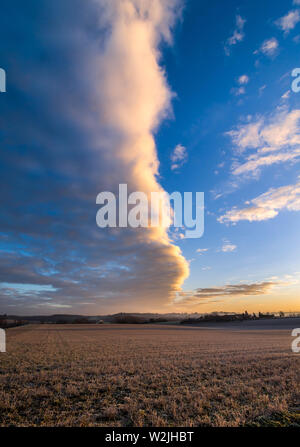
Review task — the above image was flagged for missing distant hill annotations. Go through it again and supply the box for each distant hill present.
[1,311,299,325]
[1,312,201,324]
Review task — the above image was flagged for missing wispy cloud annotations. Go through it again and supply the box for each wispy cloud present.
[231,86,246,96]
[221,241,237,252]
[233,150,300,176]
[225,15,246,55]
[196,248,209,254]
[176,281,280,304]
[275,9,300,34]
[219,178,300,223]
[227,108,300,176]
[171,144,188,171]
[281,90,291,100]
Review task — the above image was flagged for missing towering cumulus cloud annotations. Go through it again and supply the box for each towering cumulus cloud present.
[92,0,189,308]
[0,0,188,313]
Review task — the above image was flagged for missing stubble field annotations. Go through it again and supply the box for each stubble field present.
[0,324,299,427]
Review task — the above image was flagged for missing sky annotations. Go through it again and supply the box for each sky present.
[0,0,299,315]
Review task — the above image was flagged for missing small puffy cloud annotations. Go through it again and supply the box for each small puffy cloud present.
[231,86,246,96]
[196,248,209,254]
[219,178,300,223]
[225,15,246,55]
[293,34,300,43]
[275,10,300,34]
[221,241,237,252]
[171,144,188,171]
[227,108,300,176]
[238,74,249,85]
[255,37,279,57]
[231,75,249,96]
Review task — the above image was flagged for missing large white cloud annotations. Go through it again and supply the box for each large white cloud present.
[0,0,189,314]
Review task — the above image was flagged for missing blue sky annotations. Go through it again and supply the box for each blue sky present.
[156,0,300,312]
[0,0,299,314]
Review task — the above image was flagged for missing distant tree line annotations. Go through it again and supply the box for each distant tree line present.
[180,311,276,325]
[0,315,28,329]
[112,315,168,324]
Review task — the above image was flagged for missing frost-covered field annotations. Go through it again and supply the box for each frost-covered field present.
[0,324,299,426]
